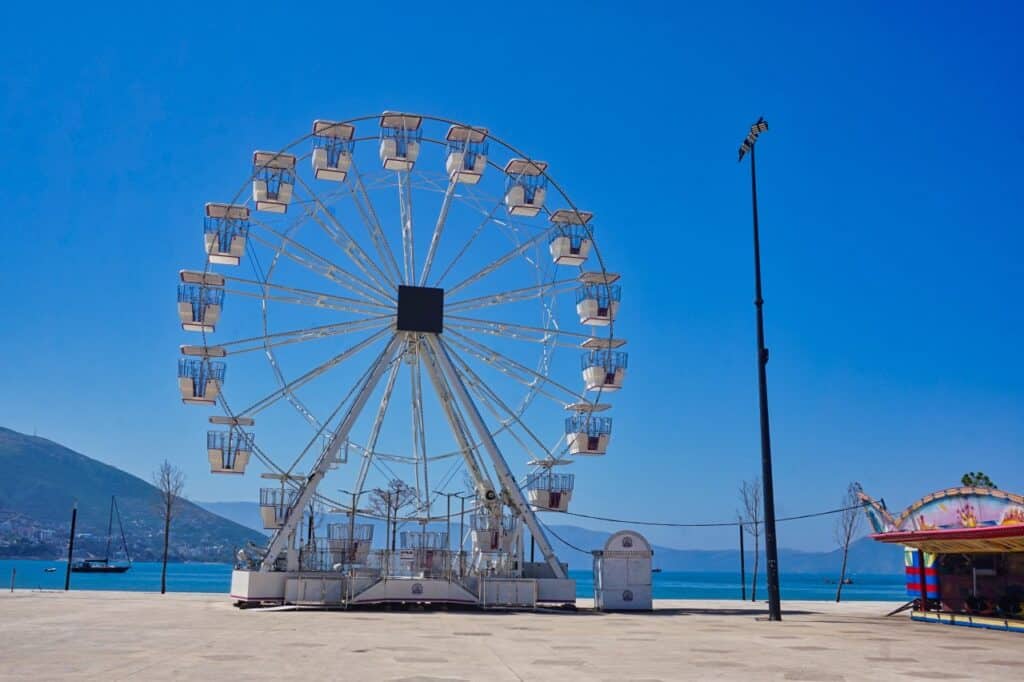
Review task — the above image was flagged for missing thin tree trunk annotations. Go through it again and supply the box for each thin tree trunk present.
[751,537,759,602]
[835,545,850,602]
[160,511,170,594]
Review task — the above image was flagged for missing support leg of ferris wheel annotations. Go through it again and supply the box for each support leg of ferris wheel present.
[424,334,567,580]
[419,336,497,503]
[260,335,402,571]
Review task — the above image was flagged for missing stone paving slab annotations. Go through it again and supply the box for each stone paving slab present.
[1,591,1021,681]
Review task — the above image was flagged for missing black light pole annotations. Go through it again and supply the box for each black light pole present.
[64,502,78,591]
[338,489,364,567]
[738,117,782,621]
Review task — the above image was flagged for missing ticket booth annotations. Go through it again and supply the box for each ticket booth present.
[593,530,653,611]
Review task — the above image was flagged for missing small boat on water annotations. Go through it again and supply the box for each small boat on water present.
[72,558,131,573]
[71,496,132,574]
[44,567,57,573]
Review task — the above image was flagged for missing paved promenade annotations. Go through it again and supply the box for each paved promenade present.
[1,591,1020,680]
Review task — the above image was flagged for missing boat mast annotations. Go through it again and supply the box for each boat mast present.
[105,496,114,562]
[113,496,131,564]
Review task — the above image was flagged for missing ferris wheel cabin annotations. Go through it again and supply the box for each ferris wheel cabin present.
[527,472,575,512]
[177,283,224,332]
[327,523,374,566]
[548,209,594,266]
[470,512,516,553]
[259,487,298,530]
[445,125,489,184]
[207,429,253,474]
[203,203,249,266]
[576,282,621,326]
[177,358,226,405]
[565,413,612,455]
[379,113,422,171]
[252,152,296,213]
[399,531,452,577]
[311,120,355,182]
[503,159,548,216]
[582,349,629,392]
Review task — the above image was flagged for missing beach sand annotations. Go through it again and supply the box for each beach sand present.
[1,591,1020,680]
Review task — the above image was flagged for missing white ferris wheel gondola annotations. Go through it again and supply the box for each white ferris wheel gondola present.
[503,158,548,217]
[311,120,355,182]
[252,152,296,213]
[379,113,422,171]
[548,209,594,266]
[445,125,488,184]
[175,112,628,608]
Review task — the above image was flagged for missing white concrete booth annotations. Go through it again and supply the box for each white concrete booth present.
[592,530,653,610]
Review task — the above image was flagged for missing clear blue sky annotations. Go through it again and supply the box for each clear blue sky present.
[1,2,1021,552]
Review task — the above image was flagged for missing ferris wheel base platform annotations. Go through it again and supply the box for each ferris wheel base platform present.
[230,570,576,610]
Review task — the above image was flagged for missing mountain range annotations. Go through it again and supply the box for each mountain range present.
[0,427,265,562]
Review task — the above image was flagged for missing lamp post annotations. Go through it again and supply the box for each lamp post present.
[738,116,782,622]
[338,488,366,567]
[455,492,474,577]
[438,492,463,552]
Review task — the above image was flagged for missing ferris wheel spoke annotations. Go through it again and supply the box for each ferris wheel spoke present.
[445,315,593,349]
[222,277,392,316]
[248,203,391,303]
[348,162,404,284]
[351,356,403,499]
[418,180,456,286]
[215,315,393,355]
[283,342,401,477]
[445,225,557,298]
[443,333,575,409]
[444,277,578,314]
[445,328,586,405]
[238,326,393,417]
[293,172,398,292]
[302,209,396,296]
[439,337,551,462]
[431,198,505,288]
[397,171,415,284]
[248,225,394,307]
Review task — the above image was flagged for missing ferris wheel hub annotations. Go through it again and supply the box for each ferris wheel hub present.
[396,285,444,333]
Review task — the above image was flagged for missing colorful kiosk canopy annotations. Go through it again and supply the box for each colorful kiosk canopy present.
[859,486,1024,633]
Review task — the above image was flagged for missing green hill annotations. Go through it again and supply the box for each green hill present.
[0,427,264,562]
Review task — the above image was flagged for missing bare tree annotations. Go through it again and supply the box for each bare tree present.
[369,479,418,551]
[833,482,863,602]
[739,477,762,602]
[153,460,185,595]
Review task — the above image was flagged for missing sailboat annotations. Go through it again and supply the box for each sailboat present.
[72,496,132,574]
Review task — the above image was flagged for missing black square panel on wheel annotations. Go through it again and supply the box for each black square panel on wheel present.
[397,285,444,333]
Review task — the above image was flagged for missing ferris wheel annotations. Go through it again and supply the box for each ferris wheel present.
[175,112,628,605]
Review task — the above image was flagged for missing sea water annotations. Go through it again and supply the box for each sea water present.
[1,559,905,600]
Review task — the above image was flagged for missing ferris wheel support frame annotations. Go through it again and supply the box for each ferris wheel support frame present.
[260,334,403,571]
[427,335,567,580]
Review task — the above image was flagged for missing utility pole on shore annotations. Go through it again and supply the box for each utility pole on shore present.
[739,520,747,601]
[64,502,78,591]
